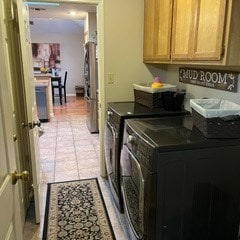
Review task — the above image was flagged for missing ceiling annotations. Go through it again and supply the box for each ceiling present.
[29,2,97,20]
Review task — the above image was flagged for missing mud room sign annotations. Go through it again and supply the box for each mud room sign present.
[179,68,239,92]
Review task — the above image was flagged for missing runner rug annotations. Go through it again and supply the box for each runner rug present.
[42,178,116,240]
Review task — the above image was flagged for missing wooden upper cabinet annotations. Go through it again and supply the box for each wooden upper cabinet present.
[171,0,227,61]
[192,0,227,60]
[171,0,195,60]
[143,0,240,65]
[143,0,173,61]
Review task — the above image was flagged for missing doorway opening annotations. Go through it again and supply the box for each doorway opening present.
[24,1,104,238]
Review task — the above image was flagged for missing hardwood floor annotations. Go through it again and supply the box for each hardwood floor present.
[52,96,87,116]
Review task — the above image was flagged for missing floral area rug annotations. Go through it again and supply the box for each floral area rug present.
[42,178,116,240]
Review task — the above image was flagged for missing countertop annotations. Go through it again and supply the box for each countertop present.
[34,73,52,77]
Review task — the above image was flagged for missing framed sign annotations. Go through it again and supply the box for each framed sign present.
[179,68,239,93]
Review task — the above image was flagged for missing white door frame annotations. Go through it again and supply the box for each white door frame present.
[23,0,107,177]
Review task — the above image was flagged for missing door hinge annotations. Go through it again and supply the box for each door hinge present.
[13,134,17,141]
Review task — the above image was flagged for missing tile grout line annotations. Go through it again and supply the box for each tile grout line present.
[70,116,81,180]
[53,116,59,183]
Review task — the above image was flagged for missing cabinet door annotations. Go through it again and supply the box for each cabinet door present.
[143,0,156,60]
[171,0,196,60]
[155,0,173,60]
[143,0,173,61]
[192,0,227,60]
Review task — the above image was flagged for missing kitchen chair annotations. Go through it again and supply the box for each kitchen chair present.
[51,71,67,105]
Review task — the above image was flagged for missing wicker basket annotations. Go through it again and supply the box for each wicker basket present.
[133,83,177,109]
[162,92,185,111]
[192,109,240,138]
[134,89,163,108]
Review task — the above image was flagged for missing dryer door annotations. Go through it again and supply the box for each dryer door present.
[121,144,145,240]
[105,122,116,184]
[105,121,123,212]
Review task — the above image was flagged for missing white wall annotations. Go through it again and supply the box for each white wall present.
[30,19,85,95]
[166,65,240,111]
[104,0,167,103]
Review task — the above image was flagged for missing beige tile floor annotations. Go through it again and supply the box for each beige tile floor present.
[23,113,129,239]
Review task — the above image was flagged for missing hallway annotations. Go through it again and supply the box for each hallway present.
[24,97,128,239]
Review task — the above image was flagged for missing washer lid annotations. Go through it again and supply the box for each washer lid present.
[125,115,240,152]
[107,101,188,117]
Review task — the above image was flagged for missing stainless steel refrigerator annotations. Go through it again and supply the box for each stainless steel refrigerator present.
[84,42,99,133]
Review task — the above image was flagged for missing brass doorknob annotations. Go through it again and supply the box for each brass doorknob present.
[12,170,29,185]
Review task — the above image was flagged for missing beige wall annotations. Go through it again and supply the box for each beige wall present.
[104,0,167,103]
[103,0,240,106]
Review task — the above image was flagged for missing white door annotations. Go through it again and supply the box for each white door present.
[3,0,40,223]
[14,0,41,223]
[0,100,22,240]
[0,1,23,238]
[0,105,17,240]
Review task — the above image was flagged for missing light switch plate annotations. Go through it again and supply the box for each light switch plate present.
[107,73,114,84]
